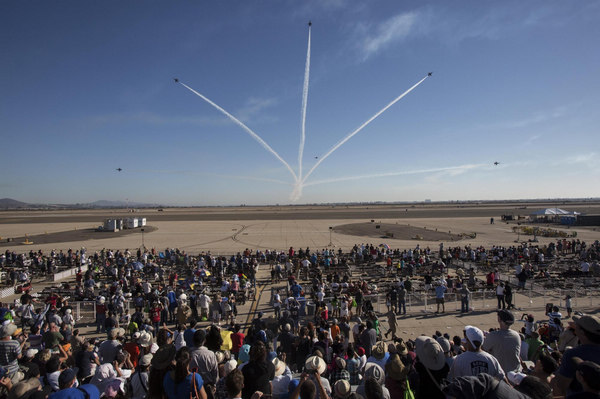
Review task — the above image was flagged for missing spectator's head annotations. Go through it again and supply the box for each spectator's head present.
[226,368,244,398]
[364,376,384,399]
[250,341,267,362]
[334,379,351,399]
[415,336,445,371]
[45,356,61,374]
[193,329,206,347]
[174,347,191,384]
[573,315,600,344]
[536,353,558,375]
[335,357,346,370]
[238,344,251,363]
[363,363,385,385]
[497,309,515,328]
[515,376,553,399]
[58,368,78,389]
[573,357,600,392]
[301,379,319,399]
[463,325,484,351]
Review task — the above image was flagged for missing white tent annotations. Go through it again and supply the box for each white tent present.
[529,208,579,222]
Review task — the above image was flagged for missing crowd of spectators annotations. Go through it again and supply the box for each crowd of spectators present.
[0,240,598,399]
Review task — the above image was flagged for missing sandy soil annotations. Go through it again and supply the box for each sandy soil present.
[0,202,598,253]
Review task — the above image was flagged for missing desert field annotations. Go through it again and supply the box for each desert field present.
[1,201,598,253]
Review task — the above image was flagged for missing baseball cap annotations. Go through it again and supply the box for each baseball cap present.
[464,325,485,347]
[415,336,445,371]
[58,368,79,388]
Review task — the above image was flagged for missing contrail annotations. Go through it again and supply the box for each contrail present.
[301,74,430,184]
[178,81,298,181]
[303,163,486,187]
[298,22,312,182]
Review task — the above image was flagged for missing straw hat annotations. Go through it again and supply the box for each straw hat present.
[334,380,351,399]
[305,355,327,375]
[364,363,385,384]
[371,341,387,360]
[415,336,445,371]
[335,357,346,370]
[273,357,286,377]
[385,354,406,381]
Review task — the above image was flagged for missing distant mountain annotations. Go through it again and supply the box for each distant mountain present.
[0,198,162,209]
[88,200,162,208]
[0,198,30,208]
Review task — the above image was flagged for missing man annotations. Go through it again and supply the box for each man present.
[273,289,282,320]
[460,282,471,313]
[184,320,198,348]
[482,309,522,373]
[198,291,211,321]
[435,282,447,313]
[98,329,122,364]
[360,320,377,358]
[449,325,505,380]
[553,314,600,397]
[189,329,218,386]
[397,285,407,315]
[0,323,25,383]
[569,357,600,398]
[225,368,244,399]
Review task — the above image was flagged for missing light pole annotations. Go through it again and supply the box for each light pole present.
[328,226,333,247]
[141,228,145,249]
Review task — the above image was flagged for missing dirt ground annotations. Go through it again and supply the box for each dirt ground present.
[334,222,464,241]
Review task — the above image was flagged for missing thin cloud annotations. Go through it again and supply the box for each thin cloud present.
[479,106,567,131]
[304,163,485,186]
[358,11,419,60]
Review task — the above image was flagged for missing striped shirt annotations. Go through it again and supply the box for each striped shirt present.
[0,339,22,375]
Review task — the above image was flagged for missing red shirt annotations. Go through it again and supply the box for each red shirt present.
[123,342,140,368]
[231,332,245,354]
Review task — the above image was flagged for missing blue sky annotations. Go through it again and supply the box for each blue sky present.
[2,1,599,205]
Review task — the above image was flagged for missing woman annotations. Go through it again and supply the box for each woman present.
[205,325,223,352]
[148,344,176,399]
[163,347,207,399]
[241,341,275,399]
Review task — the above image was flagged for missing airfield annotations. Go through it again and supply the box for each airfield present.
[1,201,599,253]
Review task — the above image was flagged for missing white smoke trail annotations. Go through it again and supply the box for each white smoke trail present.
[303,163,486,187]
[301,74,430,184]
[178,81,298,181]
[298,23,312,182]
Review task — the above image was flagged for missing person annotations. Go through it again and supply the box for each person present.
[360,321,377,358]
[566,295,573,319]
[148,344,176,399]
[504,282,514,310]
[568,357,600,399]
[435,283,446,313]
[397,285,407,315]
[384,310,397,339]
[131,353,152,399]
[163,347,207,399]
[460,283,470,313]
[552,315,600,397]
[482,309,522,373]
[449,325,505,380]
[303,355,332,399]
[414,336,448,399]
[0,323,25,383]
[98,328,122,364]
[225,368,244,399]
[273,289,282,320]
[189,329,219,386]
[356,363,390,399]
[230,325,245,359]
[496,282,506,309]
[241,341,275,399]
